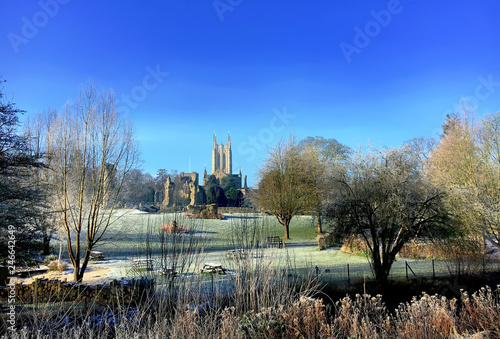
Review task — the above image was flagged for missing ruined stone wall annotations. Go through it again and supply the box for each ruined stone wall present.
[163,176,175,207]
[179,172,198,183]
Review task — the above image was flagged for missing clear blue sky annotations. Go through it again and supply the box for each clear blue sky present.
[1,1,500,187]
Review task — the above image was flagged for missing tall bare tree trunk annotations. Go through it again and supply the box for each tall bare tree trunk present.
[317,212,322,234]
[48,83,139,282]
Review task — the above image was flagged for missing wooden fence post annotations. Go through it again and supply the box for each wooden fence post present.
[432,259,435,280]
[347,264,350,284]
[33,279,38,308]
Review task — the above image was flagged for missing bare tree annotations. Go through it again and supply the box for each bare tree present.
[478,111,500,247]
[428,105,500,249]
[119,168,155,206]
[328,146,451,286]
[255,136,320,239]
[297,136,350,233]
[48,83,139,282]
[23,109,59,255]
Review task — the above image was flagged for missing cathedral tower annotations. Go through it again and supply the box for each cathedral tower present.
[212,132,232,175]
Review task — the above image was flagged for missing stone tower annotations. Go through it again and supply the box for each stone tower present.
[212,132,232,175]
[163,176,175,207]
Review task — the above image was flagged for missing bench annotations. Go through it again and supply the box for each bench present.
[131,258,156,269]
[89,251,105,260]
[201,263,226,274]
[267,236,284,248]
[132,259,178,276]
[226,249,247,260]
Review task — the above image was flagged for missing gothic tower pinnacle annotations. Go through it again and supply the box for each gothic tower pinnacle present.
[211,133,232,175]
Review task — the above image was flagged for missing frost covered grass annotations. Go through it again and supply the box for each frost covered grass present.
[80,210,320,258]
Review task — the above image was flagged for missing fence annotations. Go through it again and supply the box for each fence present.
[218,207,256,214]
[305,258,500,284]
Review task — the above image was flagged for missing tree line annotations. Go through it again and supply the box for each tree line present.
[255,104,500,286]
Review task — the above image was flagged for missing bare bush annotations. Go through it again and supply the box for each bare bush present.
[334,293,392,338]
[393,293,457,338]
[5,284,500,338]
[47,260,68,271]
[459,286,500,335]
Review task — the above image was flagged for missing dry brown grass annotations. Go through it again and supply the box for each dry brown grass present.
[333,293,391,338]
[393,293,457,338]
[458,286,500,336]
[4,284,500,338]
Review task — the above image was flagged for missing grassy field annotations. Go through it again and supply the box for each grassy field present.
[70,209,376,278]
[57,209,500,282]
[91,209,321,258]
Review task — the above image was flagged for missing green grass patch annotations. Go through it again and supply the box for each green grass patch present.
[284,246,370,266]
[89,210,322,258]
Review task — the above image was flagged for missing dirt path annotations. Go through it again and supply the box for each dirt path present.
[12,266,111,284]
[12,259,134,284]
[14,242,321,285]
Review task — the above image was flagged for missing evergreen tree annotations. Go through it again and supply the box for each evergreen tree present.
[220,175,239,207]
[0,82,45,261]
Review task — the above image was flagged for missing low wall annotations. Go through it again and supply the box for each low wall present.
[0,278,155,304]
[219,207,256,214]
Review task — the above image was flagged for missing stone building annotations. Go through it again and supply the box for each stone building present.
[162,176,175,207]
[204,133,242,189]
[212,133,232,177]
[163,133,247,207]
[163,172,203,207]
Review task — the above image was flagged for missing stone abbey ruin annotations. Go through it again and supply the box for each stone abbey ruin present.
[162,133,249,208]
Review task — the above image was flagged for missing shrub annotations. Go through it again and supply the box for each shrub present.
[43,254,57,264]
[5,284,500,338]
[399,241,437,259]
[334,293,392,338]
[220,296,331,338]
[341,235,363,254]
[341,236,370,257]
[47,260,68,272]
[458,286,500,335]
[393,293,457,338]
[317,232,337,250]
